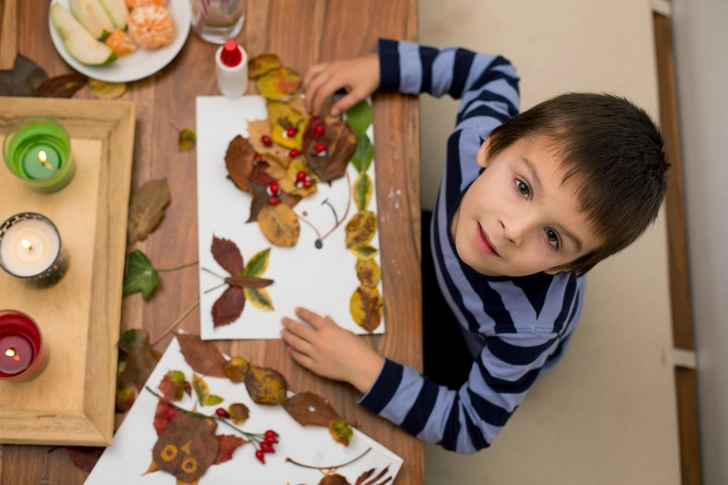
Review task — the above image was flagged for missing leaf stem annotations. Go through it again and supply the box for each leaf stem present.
[204,282,227,294]
[157,261,198,272]
[150,299,200,347]
[202,267,227,279]
[285,447,372,470]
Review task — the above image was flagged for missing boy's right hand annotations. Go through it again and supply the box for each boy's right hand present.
[303,53,380,117]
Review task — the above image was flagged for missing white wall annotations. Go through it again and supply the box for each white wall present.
[672,1,728,484]
[419,1,681,483]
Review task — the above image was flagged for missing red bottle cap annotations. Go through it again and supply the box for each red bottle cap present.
[220,39,242,67]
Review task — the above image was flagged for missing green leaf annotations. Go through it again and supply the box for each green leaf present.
[244,287,274,311]
[352,172,372,211]
[179,128,196,151]
[349,243,378,261]
[122,250,160,300]
[350,135,373,173]
[205,395,224,406]
[346,100,372,137]
[192,373,210,406]
[243,248,271,277]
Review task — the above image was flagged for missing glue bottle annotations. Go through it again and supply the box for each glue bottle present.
[215,39,248,98]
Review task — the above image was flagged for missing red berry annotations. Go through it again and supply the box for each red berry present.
[255,450,265,463]
[264,430,279,440]
[268,195,281,206]
[295,171,307,183]
[314,142,326,154]
[215,408,228,418]
[261,135,272,146]
[264,434,278,444]
[260,442,274,453]
[313,124,325,137]
[286,127,297,138]
[303,179,313,189]
[269,181,279,195]
[253,153,262,161]
[288,149,301,158]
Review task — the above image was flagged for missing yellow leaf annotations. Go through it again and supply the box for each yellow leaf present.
[257,204,300,247]
[89,79,126,99]
[248,54,281,79]
[349,242,377,261]
[356,259,381,287]
[244,287,274,311]
[244,364,288,405]
[267,100,307,150]
[350,285,383,332]
[258,67,301,100]
[192,374,210,406]
[352,172,372,211]
[243,248,271,277]
[345,210,376,248]
[223,357,248,383]
[283,157,317,197]
[247,120,289,164]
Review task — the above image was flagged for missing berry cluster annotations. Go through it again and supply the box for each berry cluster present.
[214,407,279,464]
[267,181,282,205]
[295,170,313,189]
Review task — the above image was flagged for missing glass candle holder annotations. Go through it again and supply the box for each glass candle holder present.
[0,310,49,382]
[0,213,68,288]
[3,116,75,193]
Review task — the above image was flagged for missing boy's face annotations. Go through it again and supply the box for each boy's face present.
[452,134,602,277]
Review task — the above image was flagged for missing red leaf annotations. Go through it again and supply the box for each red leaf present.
[225,135,256,194]
[211,236,244,276]
[212,286,246,327]
[283,392,342,427]
[153,400,180,436]
[248,161,277,186]
[34,73,87,98]
[177,333,227,378]
[213,434,246,464]
[64,446,104,472]
[158,370,188,402]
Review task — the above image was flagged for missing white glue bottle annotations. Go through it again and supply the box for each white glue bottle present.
[215,39,248,98]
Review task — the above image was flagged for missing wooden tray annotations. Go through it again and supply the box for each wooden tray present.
[0,97,135,446]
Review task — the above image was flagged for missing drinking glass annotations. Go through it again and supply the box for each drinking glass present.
[190,0,246,44]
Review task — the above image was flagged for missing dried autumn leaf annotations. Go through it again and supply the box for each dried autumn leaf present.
[346,100,373,137]
[350,285,383,332]
[214,434,246,464]
[223,357,249,383]
[288,92,307,117]
[225,135,256,194]
[177,333,227,378]
[118,329,161,390]
[153,400,180,436]
[244,287,274,311]
[258,67,301,100]
[247,120,290,163]
[282,157,317,197]
[248,53,281,79]
[356,467,391,485]
[352,172,372,211]
[268,100,306,149]
[64,446,104,473]
[212,286,246,327]
[115,382,137,412]
[303,119,358,183]
[243,248,270,277]
[226,274,274,289]
[158,370,188,402]
[152,413,219,483]
[0,55,48,97]
[349,243,378,261]
[192,374,224,406]
[350,135,374,173]
[356,259,381,287]
[127,178,171,244]
[320,475,351,485]
[345,210,377,248]
[211,236,244,276]
[89,78,126,99]
[245,364,288,405]
[122,250,160,300]
[227,402,250,425]
[178,128,196,151]
[257,203,300,247]
[34,73,87,98]
[283,392,342,427]
[329,419,354,447]
[321,99,342,125]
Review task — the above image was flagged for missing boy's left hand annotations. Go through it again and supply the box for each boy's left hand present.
[281,307,384,394]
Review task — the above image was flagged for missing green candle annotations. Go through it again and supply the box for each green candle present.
[3,117,75,193]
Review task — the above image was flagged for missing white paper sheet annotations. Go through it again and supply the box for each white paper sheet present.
[85,337,402,485]
[195,96,385,340]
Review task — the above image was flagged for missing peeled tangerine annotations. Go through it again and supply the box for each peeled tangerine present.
[106,29,137,56]
[127,5,175,49]
[125,0,167,8]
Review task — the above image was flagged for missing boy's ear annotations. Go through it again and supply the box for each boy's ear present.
[476,137,492,169]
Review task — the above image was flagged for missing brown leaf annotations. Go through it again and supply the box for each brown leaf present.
[225,135,256,194]
[283,392,342,427]
[158,370,189,402]
[355,259,381,287]
[249,160,279,185]
[248,54,281,79]
[329,419,354,447]
[223,357,249,383]
[258,67,302,100]
[321,99,343,125]
[127,179,171,244]
[357,466,391,485]
[0,55,48,97]
[213,434,246,464]
[34,73,87,98]
[118,329,161,390]
[320,475,351,485]
[257,203,300,247]
[153,400,180,436]
[350,285,383,332]
[211,236,244,276]
[227,402,250,425]
[115,382,137,412]
[177,333,227,378]
[245,364,288,405]
[355,469,375,485]
[345,210,377,248]
[247,183,270,224]
[152,413,219,483]
[247,120,290,164]
[225,275,274,288]
[303,120,357,183]
[212,286,246,327]
[64,446,104,473]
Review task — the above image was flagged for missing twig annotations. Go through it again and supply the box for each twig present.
[157,261,198,272]
[150,299,200,347]
[202,267,227,279]
[285,447,372,470]
[204,282,227,294]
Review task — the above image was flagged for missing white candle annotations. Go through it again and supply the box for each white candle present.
[0,218,60,277]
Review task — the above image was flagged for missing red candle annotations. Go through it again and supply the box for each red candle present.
[0,310,48,381]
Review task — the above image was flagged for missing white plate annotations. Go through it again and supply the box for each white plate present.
[48,0,192,83]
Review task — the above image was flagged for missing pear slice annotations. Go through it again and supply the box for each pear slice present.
[98,0,128,30]
[68,0,115,39]
[51,4,117,65]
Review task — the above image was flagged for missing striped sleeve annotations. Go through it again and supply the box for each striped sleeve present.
[358,330,559,454]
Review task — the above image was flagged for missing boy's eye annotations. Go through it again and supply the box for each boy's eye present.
[545,229,560,250]
[515,179,530,198]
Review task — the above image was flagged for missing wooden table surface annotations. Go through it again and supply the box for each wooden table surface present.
[0,0,423,484]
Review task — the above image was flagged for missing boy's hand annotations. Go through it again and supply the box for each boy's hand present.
[303,53,380,117]
[281,307,384,394]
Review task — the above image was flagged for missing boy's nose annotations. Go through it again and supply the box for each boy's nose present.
[499,216,529,247]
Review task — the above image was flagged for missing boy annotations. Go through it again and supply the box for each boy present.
[280,39,669,454]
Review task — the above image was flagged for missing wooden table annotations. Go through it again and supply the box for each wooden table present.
[0,1,422,484]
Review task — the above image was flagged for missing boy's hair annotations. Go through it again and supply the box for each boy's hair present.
[486,93,669,276]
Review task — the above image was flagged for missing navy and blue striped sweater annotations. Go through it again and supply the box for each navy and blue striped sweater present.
[357,39,586,454]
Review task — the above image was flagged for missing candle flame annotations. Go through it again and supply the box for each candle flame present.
[38,150,47,163]
[21,239,32,251]
[5,347,16,359]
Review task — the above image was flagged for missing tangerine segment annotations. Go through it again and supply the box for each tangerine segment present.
[125,0,167,8]
[106,29,137,56]
[128,5,176,49]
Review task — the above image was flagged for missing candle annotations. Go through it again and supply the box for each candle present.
[0,310,48,381]
[2,116,76,193]
[0,213,68,288]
